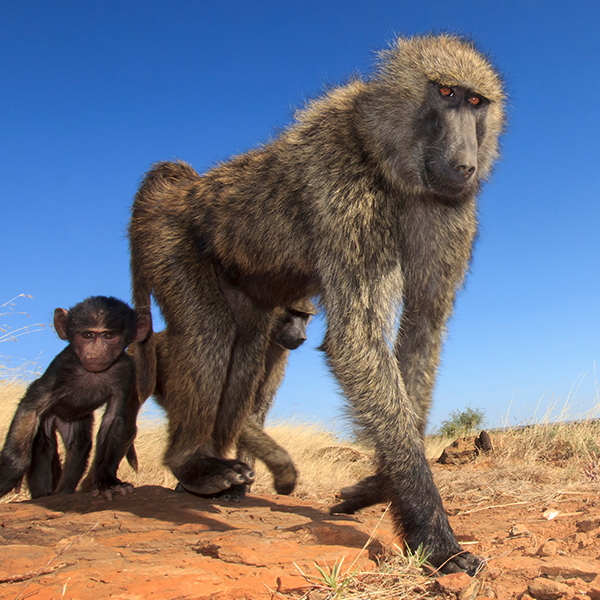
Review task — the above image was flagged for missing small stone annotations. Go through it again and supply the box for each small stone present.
[509,524,532,538]
[495,584,509,600]
[529,577,571,600]
[573,533,589,547]
[458,577,481,600]
[436,572,473,594]
[480,584,495,598]
[438,437,479,465]
[565,578,588,593]
[543,509,561,520]
[587,588,600,600]
[45,511,65,520]
[541,558,599,583]
[475,430,494,452]
[538,541,560,557]
[577,518,600,533]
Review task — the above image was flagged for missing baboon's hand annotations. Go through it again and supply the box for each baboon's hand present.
[329,475,383,514]
[215,483,248,502]
[271,461,297,495]
[329,499,357,514]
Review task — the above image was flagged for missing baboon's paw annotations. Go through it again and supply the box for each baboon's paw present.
[216,483,248,503]
[437,551,483,577]
[329,499,357,515]
[271,462,297,495]
[174,457,254,496]
[329,476,383,514]
[407,531,483,576]
[175,481,248,502]
[339,485,357,499]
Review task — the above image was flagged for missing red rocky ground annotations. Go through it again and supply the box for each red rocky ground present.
[1,475,600,599]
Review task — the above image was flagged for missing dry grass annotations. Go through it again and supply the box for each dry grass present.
[0,377,375,503]
[3,374,600,509]
[295,548,431,600]
[433,404,600,511]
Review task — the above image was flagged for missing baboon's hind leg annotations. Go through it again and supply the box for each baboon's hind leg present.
[149,237,255,494]
[238,419,297,495]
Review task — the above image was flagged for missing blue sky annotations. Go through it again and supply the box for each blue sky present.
[1,1,598,434]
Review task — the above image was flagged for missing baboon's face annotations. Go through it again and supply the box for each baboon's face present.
[418,82,490,198]
[53,302,150,373]
[273,308,313,350]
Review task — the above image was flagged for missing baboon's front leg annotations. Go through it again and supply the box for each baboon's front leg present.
[323,283,479,574]
[330,301,451,512]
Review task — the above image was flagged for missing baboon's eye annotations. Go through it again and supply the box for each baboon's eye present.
[468,95,481,106]
[439,86,453,97]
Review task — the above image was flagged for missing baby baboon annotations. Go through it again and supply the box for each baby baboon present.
[233,298,315,500]
[129,34,505,574]
[0,296,150,500]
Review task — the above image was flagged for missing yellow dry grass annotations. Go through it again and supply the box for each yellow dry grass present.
[2,374,600,508]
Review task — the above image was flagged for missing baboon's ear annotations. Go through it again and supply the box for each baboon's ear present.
[53,308,70,340]
[133,311,152,343]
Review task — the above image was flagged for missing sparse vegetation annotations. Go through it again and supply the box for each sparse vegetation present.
[437,405,486,438]
[297,558,360,598]
[0,294,45,345]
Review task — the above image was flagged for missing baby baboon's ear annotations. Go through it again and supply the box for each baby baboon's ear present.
[53,308,70,340]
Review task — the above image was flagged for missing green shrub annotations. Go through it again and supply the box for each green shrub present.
[438,405,486,438]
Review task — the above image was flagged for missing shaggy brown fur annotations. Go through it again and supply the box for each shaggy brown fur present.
[129,33,505,573]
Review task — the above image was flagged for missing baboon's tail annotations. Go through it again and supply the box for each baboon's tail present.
[125,443,139,472]
[129,160,201,402]
[129,270,157,404]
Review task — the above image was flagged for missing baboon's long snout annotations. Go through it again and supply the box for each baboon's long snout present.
[450,154,477,181]
[447,113,478,185]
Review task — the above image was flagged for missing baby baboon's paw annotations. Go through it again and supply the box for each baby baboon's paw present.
[92,480,134,501]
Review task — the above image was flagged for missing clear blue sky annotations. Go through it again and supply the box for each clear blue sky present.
[1,1,599,434]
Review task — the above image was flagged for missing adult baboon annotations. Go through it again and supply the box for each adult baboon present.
[129,34,505,573]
